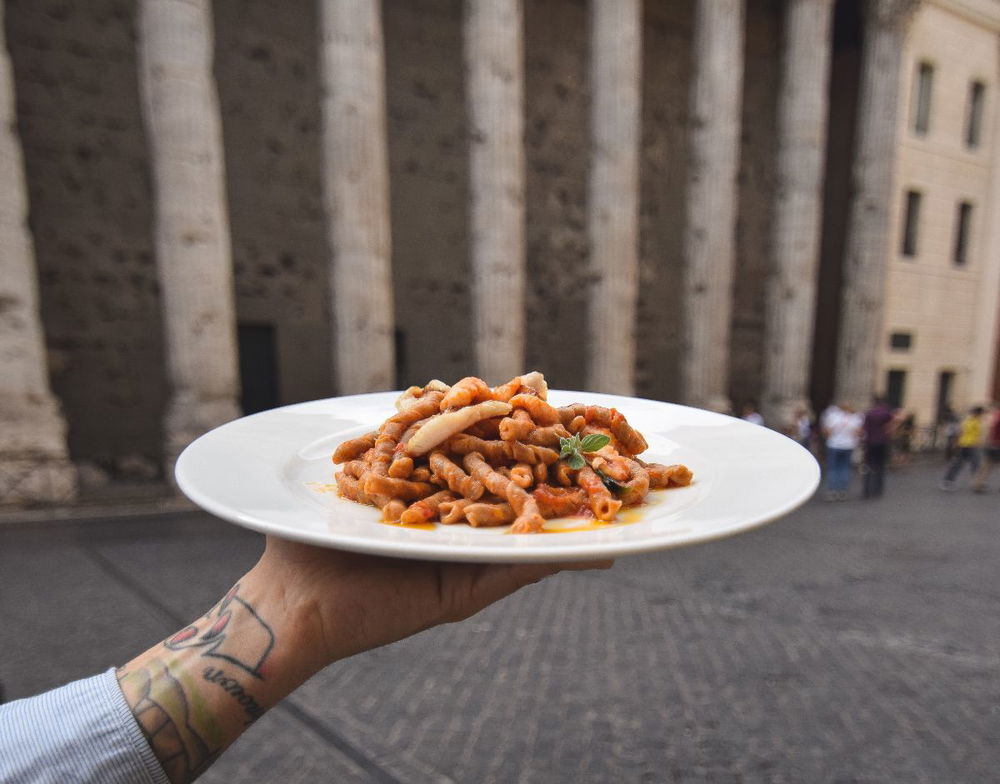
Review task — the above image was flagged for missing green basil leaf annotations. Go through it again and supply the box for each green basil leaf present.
[579,433,611,453]
[565,452,586,470]
[558,435,579,458]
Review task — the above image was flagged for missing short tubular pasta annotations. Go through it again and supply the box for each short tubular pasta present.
[577,466,623,521]
[464,501,515,527]
[332,432,377,464]
[400,490,454,524]
[438,498,473,524]
[429,451,485,500]
[330,373,692,532]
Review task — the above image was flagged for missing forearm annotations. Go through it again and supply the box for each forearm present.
[114,538,603,783]
[116,566,323,784]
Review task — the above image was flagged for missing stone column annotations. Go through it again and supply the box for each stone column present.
[137,0,241,466]
[464,0,526,384]
[681,0,745,412]
[761,0,834,430]
[320,0,396,393]
[835,0,918,407]
[586,0,642,396]
[0,2,76,504]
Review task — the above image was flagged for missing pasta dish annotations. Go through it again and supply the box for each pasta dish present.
[331,372,692,533]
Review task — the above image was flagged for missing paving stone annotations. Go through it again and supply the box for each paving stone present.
[0,460,997,782]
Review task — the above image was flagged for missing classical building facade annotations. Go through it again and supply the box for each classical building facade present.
[877,0,1000,428]
[1,0,998,504]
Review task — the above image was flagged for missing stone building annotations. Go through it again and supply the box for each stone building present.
[1,0,998,504]
[876,0,1000,430]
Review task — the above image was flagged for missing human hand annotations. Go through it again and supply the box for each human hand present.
[119,537,611,783]
[245,536,614,676]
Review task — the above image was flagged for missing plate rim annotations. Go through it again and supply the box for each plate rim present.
[175,390,821,563]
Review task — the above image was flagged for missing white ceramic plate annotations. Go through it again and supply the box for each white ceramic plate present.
[175,391,820,563]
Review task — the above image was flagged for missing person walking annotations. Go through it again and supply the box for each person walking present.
[972,404,1000,493]
[892,412,916,466]
[861,395,897,499]
[821,402,862,500]
[741,401,764,426]
[793,407,813,451]
[941,406,985,490]
[940,406,960,461]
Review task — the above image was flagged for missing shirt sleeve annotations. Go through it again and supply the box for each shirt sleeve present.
[0,668,170,784]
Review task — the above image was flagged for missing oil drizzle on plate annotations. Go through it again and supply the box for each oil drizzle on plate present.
[309,482,670,534]
[381,519,437,532]
[305,481,340,494]
[541,505,644,534]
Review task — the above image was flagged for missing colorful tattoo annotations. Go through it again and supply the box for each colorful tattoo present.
[117,661,218,783]
[119,583,278,782]
[165,582,275,678]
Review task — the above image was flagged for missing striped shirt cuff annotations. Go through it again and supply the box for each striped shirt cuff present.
[0,668,170,784]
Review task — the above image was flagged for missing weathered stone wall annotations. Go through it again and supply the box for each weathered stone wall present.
[522,0,590,392]
[5,0,166,469]
[729,0,782,413]
[813,0,862,411]
[4,0,790,472]
[635,0,694,403]
[213,0,333,404]
[383,0,474,388]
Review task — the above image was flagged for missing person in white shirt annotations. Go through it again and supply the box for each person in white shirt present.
[821,402,862,500]
[741,401,764,426]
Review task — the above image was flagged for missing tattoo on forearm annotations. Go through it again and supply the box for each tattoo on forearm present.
[117,662,218,783]
[164,582,276,678]
[203,666,266,725]
[119,583,278,783]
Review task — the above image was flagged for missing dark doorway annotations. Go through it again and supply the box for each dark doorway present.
[936,370,955,421]
[886,369,907,409]
[238,324,279,415]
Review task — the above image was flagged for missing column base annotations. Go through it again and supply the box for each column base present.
[163,393,242,481]
[0,394,78,505]
[0,456,78,506]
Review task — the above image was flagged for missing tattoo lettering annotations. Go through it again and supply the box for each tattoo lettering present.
[117,661,219,783]
[203,667,266,725]
[165,582,275,678]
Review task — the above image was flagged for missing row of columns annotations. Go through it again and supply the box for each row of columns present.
[1,0,917,504]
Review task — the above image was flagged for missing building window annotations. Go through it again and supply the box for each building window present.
[886,370,907,409]
[912,61,934,135]
[889,332,912,351]
[936,370,955,422]
[901,190,922,257]
[965,80,986,148]
[953,201,973,266]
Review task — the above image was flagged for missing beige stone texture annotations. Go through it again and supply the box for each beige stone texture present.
[464,0,526,385]
[682,0,745,413]
[880,0,1000,426]
[320,0,396,394]
[586,0,642,396]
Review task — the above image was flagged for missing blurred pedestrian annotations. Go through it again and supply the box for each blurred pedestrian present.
[821,402,862,500]
[940,406,985,490]
[940,406,959,461]
[793,406,813,451]
[861,395,897,499]
[741,401,764,426]
[893,412,916,466]
[972,404,1000,493]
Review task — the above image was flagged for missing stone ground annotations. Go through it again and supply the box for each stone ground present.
[1,457,997,783]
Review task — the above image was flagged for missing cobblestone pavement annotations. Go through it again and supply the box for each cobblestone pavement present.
[1,458,997,783]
